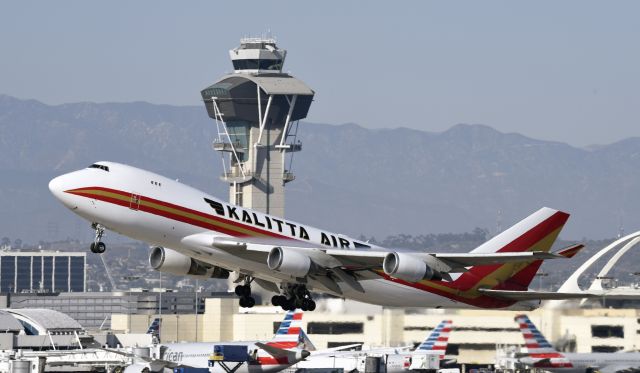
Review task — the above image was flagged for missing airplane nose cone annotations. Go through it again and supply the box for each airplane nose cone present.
[49,174,75,208]
[49,175,65,199]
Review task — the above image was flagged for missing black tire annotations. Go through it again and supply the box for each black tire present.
[96,242,106,254]
[235,285,244,296]
[90,243,97,253]
[246,296,255,308]
[239,297,248,308]
[242,285,251,297]
[307,300,316,311]
[271,295,282,306]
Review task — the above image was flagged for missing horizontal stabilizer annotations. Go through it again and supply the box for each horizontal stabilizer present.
[432,251,563,270]
[478,288,599,300]
[256,342,291,358]
[554,244,585,258]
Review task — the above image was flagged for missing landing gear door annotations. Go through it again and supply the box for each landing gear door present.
[129,193,141,210]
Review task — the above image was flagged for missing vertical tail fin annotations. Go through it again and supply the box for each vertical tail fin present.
[415,320,452,359]
[147,318,161,340]
[458,207,570,290]
[515,314,572,368]
[267,310,304,349]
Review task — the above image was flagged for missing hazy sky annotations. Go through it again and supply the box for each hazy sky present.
[1,1,638,146]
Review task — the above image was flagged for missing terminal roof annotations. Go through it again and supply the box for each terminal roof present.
[0,310,23,332]
[219,74,314,96]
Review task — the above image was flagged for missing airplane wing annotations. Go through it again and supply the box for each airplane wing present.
[185,233,568,271]
[477,288,601,300]
[255,342,310,361]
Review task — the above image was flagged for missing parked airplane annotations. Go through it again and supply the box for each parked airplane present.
[515,314,640,373]
[49,162,589,312]
[120,310,309,373]
[296,319,454,372]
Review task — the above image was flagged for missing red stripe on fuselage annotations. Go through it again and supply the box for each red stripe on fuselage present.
[255,356,290,365]
[67,187,296,240]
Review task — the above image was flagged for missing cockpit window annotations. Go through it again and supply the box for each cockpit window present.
[88,164,110,172]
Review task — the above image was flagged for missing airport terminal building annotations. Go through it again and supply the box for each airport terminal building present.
[0,251,85,293]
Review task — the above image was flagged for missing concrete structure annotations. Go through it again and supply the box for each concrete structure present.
[201,37,314,218]
[0,308,88,351]
[0,251,86,293]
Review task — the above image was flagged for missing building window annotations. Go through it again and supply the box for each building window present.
[54,256,69,292]
[307,322,364,334]
[16,256,31,292]
[43,257,53,291]
[70,257,85,292]
[1,256,16,292]
[591,325,624,338]
[32,256,42,291]
[592,345,622,353]
[327,342,362,350]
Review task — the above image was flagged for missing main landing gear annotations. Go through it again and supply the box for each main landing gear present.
[235,277,256,308]
[89,223,106,254]
[272,284,316,312]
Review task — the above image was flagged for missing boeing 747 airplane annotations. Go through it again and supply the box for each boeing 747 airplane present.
[49,161,589,311]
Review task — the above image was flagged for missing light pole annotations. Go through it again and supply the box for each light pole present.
[123,276,140,333]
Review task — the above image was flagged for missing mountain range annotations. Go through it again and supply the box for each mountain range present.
[1,94,638,242]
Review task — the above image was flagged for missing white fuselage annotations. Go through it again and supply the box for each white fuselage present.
[543,352,640,373]
[154,341,296,373]
[49,162,537,310]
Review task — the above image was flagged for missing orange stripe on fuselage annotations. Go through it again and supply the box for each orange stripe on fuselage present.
[66,187,294,240]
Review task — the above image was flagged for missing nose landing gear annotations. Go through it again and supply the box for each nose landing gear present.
[90,223,106,254]
[272,284,316,311]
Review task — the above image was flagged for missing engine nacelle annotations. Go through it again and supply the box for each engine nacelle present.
[149,247,229,279]
[267,247,312,277]
[382,252,443,283]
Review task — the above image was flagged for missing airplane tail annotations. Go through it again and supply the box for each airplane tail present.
[146,318,161,342]
[267,310,304,349]
[415,320,452,359]
[458,207,570,291]
[515,314,573,368]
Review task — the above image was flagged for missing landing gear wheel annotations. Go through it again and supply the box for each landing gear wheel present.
[90,242,106,254]
[235,284,251,297]
[90,223,106,254]
[239,296,255,308]
[271,295,285,306]
[280,284,316,312]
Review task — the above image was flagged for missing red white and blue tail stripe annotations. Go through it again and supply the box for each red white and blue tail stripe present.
[515,314,573,368]
[416,320,452,359]
[267,310,304,349]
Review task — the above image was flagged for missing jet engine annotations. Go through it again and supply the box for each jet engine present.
[149,247,229,279]
[382,252,444,282]
[267,246,313,277]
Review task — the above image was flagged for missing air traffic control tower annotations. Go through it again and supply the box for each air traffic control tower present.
[201,38,314,218]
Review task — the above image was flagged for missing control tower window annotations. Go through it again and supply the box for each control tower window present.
[233,59,283,71]
[226,121,250,161]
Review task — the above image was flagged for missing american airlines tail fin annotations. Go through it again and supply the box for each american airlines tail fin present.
[415,320,452,359]
[457,207,570,291]
[267,310,304,349]
[515,314,573,368]
[147,318,161,342]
